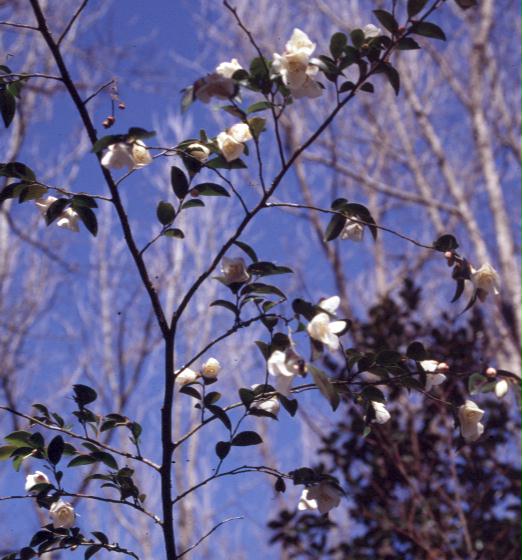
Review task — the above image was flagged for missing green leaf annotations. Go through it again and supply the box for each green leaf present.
[397,37,421,50]
[233,240,258,262]
[274,477,286,493]
[73,384,98,406]
[242,282,286,299]
[156,201,176,225]
[246,101,272,114]
[210,299,238,314]
[91,531,109,545]
[239,388,255,408]
[206,156,247,170]
[68,454,97,467]
[350,29,365,49]
[90,451,118,470]
[382,63,400,95]
[279,395,298,417]
[84,545,103,559]
[0,90,16,128]
[45,198,69,226]
[170,166,189,199]
[181,199,205,210]
[4,430,32,446]
[433,234,459,252]
[207,405,232,431]
[75,206,98,236]
[0,162,36,181]
[330,32,348,59]
[248,116,266,139]
[71,194,98,208]
[179,385,201,400]
[361,386,386,403]
[164,228,184,239]
[308,365,340,411]
[231,431,263,446]
[47,436,64,465]
[0,445,16,460]
[17,183,47,203]
[91,135,124,154]
[410,21,446,41]
[127,127,155,140]
[406,341,427,361]
[192,182,230,197]
[468,373,487,395]
[215,441,230,460]
[407,0,429,17]
[324,213,346,242]
[360,82,374,93]
[248,261,293,277]
[373,10,399,33]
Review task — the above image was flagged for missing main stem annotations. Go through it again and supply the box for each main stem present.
[161,334,177,558]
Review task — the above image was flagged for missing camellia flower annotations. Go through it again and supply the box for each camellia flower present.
[272,28,322,99]
[495,379,509,399]
[420,360,448,391]
[175,368,199,387]
[267,348,306,396]
[470,263,500,301]
[186,143,210,163]
[194,73,236,103]
[35,196,80,233]
[101,140,152,172]
[216,58,243,79]
[25,471,50,493]
[458,400,485,442]
[250,384,280,416]
[49,500,75,529]
[306,296,347,351]
[216,122,253,162]
[201,357,221,379]
[371,400,391,424]
[297,481,343,515]
[221,256,250,285]
[340,218,364,242]
[362,23,382,39]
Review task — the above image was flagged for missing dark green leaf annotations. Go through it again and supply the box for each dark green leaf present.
[309,365,340,411]
[47,436,64,465]
[361,386,386,403]
[170,166,189,199]
[181,199,205,210]
[248,261,293,277]
[20,548,35,560]
[0,162,36,181]
[179,385,201,399]
[91,531,109,545]
[433,234,459,252]
[0,445,16,460]
[397,37,421,50]
[29,530,53,547]
[73,384,98,406]
[45,198,69,225]
[91,135,124,154]
[360,82,374,93]
[376,350,402,365]
[164,228,184,239]
[231,431,263,446]
[206,405,232,431]
[451,278,465,303]
[279,395,298,417]
[4,430,32,446]
[407,0,429,17]
[71,194,98,208]
[382,63,400,95]
[215,441,230,460]
[410,21,446,41]
[324,213,346,242]
[373,10,399,33]
[75,206,98,236]
[339,81,355,93]
[274,477,286,493]
[239,388,255,408]
[330,32,348,59]
[246,101,272,114]
[233,240,258,262]
[210,299,238,314]
[90,451,118,470]
[206,155,247,169]
[84,545,102,559]
[406,341,427,361]
[193,182,230,197]
[350,29,365,49]
[0,90,16,128]
[68,455,97,467]
[126,127,155,140]
[242,282,285,299]
[156,201,176,225]
[17,183,47,203]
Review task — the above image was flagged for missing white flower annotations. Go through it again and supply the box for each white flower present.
[216,122,253,162]
[371,400,391,424]
[297,481,343,515]
[267,350,295,396]
[228,123,252,143]
[25,471,50,493]
[194,73,236,103]
[101,140,152,171]
[458,400,485,442]
[250,384,280,416]
[49,500,75,529]
[340,218,364,241]
[35,197,80,233]
[186,143,210,163]
[272,28,322,100]
[306,296,347,351]
[285,28,316,57]
[175,368,199,387]
[495,379,509,399]
[420,360,448,391]
[221,256,250,285]
[471,264,500,301]
[362,24,382,39]
[202,358,221,379]
[216,58,243,79]
[56,207,80,232]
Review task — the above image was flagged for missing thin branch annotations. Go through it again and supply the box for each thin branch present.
[57,0,90,46]
[0,72,63,81]
[177,516,243,558]
[83,79,115,105]
[0,20,39,31]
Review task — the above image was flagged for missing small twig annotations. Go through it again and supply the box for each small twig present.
[0,72,63,81]
[83,79,115,105]
[0,20,39,31]
[177,516,243,558]
[57,0,89,46]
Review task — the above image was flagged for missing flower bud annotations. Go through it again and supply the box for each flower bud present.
[201,358,221,379]
[485,367,497,378]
